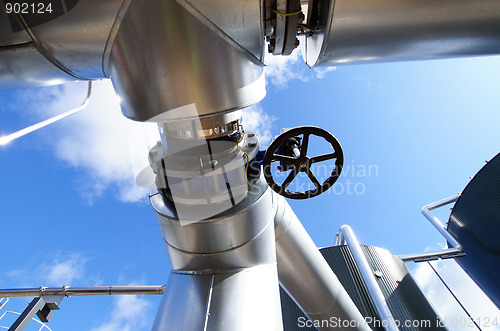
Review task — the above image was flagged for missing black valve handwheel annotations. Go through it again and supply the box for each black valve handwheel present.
[263,126,344,199]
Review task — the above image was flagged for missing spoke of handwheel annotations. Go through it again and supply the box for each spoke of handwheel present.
[306,168,321,189]
[282,168,298,190]
[310,152,338,164]
[300,133,310,157]
[273,154,296,164]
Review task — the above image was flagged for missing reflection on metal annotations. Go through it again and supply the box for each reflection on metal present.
[399,195,465,262]
[337,225,399,331]
[304,0,500,67]
[0,81,92,146]
[0,285,164,298]
[175,0,264,61]
[153,265,282,331]
[427,261,482,330]
[273,194,370,330]
[0,43,78,90]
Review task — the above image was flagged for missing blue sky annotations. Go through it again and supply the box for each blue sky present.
[1,51,499,330]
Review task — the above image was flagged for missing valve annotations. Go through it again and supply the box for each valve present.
[263,126,343,199]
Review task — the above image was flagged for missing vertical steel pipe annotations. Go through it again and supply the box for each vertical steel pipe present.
[151,179,283,330]
[337,225,399,331]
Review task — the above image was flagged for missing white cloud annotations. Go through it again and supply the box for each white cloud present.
[264,43,336,88]
[7,252,99,287]
[412,258,499,330]
[241,104,278,145]
[315,66,336,78]
[90,295,153,331]
[31,80,159,204]
[264,48,310,89]
[41,254,87,285]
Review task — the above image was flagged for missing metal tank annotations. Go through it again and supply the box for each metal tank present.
[279,243,445,331]
[447,152,500,309]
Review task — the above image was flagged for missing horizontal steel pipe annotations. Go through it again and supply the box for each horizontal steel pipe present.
[0,286,165,297]
[305,0,500,66]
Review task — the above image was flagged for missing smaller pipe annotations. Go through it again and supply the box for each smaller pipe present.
[422,195,462,248]
[0,81,92,146]
[0,286,165,298]
[337,225,399,331]
[399,194,465,262]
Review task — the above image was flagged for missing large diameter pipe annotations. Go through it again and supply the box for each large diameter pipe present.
[152,265,282,331]
[151,179,283,330]
[273,194,370,330]
[304,0,500,67]
[109,0,266,122]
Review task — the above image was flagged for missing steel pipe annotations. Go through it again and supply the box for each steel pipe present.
[151,178,283,330]
[337,225,399,331]
[0,285,165,298]
[304,0,500,67]
[399,194,465,262]
[273,193,370,330]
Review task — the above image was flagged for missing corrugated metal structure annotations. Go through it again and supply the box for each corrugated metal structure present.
[448,152,500,309]
[280,246,444,330]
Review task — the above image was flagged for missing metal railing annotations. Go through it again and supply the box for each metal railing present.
[0,298,51,331]
[0,311,52,331]
[399,194,465,262]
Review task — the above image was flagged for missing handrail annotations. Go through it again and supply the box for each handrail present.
[399,194,465,262]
